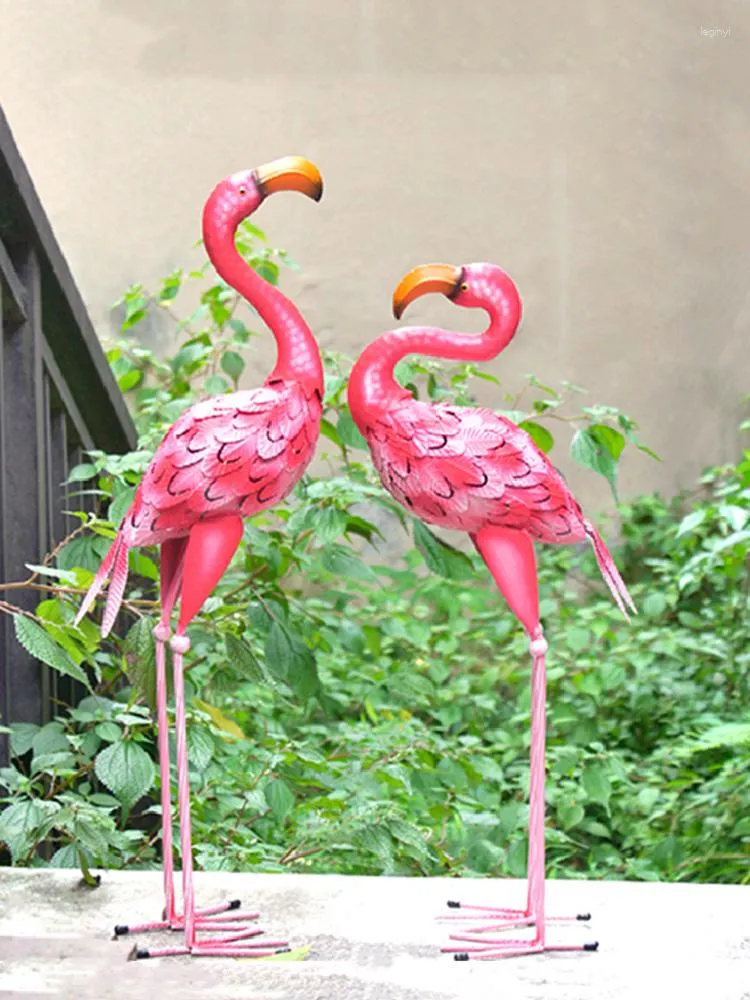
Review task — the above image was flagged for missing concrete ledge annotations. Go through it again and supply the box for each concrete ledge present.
[0,869,748,999]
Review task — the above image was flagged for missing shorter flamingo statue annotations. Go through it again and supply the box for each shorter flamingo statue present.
[76,157,325,960]
[348,262,636,961]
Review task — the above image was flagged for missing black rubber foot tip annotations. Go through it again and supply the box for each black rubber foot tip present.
[228,899,241,910]
[127,946,150,961]
[577,912,592,922]
[454,953,470,962]
[584,942,599,952]
[276,947,292,954]
[446,900,461,909]
[113,925,129,936]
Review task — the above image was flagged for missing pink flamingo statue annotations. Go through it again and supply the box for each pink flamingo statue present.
[75,157,325,960]
[348,262,636,961]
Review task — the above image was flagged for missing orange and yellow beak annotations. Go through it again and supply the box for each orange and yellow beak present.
[392,263,464,320]
[253,156,323,202]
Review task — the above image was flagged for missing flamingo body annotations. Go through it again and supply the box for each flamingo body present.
[132,382,320,544]
[365,400,585,541]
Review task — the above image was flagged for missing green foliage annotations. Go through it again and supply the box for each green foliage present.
[2,221,747,890]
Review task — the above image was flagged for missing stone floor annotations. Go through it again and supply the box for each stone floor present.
[0,869,748,999]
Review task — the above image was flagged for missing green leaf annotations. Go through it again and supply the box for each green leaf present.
[193,698,246,740]
[49,843,80,868]
[588,423,626,461]
[557,801,585,830]
[582,763,612,808]
[413,520,474,580]
[172,342,210,372]
[24,564,79,584]
[310,507,348,545]
[498,409,527,424]
[224,633,264,684]
[565,627,591,653]
[570,428,620,500]
[94,741,155,810]
[356,824,394,868]
[337,408,367,450]
[0,799,49,862]
[118,369,142,393]
[187,727,215,774]
[683,722,750,754]
[518,420,554,454]
[204,374,231,395]
[496,802,521,837]
[9,722,39,757]
[58,535,110,573]
[159,269,183,302]
[506,837,528,877]
[13,615,90,688]
[221,351,245,383]
[95,722,122,743]
[320,544,379,584]
[388,818,429,861]
[676,509,706,538]
[129,551,159,581]
[264,778,295,822]
[319,418,342,448]
[264,622,320,700]
[108,487,136,529]
[642,592,667,618]
[122,617,157,710]
[32,723,70,758]
[719,504,749,532]
[67,463,97,483]
[710,530,750,554]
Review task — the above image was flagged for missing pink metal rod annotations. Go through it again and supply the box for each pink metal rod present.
[173,635,198,948]
[443,913,590,936]
[154,628,176,923]
[525,631,548,940]
[132,944,289,960]
[449,942,599,961]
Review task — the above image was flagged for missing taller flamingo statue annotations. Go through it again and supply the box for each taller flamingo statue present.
[75,157,325,960]
[348,262,635,961]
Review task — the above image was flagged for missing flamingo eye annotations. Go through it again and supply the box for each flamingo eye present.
[238,186,247,196]
[460,283,469,292]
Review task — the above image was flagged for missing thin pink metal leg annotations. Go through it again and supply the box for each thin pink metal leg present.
[171,632,197,949]
[155,623,176,924]
[526,627,547,944]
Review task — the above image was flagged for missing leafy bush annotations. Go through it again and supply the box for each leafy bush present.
[1,224,747,887]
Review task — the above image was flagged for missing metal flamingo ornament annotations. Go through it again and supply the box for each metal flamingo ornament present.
[75,157,325,960]
[348,262,636,961]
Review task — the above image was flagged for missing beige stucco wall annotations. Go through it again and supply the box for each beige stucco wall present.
[1,0,748,517]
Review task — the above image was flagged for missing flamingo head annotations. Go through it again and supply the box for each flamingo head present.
[203,156,323,237]
[392,262,517,319]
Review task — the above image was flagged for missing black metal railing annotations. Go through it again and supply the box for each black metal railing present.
[0,106,136,763]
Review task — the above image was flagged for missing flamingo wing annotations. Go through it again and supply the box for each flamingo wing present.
[366,401,585,541]
[124,381,321,544]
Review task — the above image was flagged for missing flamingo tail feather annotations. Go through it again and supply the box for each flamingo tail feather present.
[583,520,637,621]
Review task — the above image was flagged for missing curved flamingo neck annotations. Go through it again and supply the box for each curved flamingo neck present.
[203,220,323,395]
[348,275,521,431]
